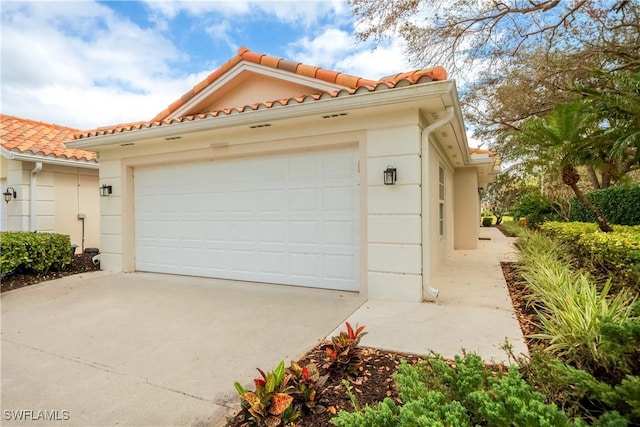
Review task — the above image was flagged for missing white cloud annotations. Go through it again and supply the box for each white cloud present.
[1,1,206,129]
[143,0,348,29]
[286,29,412,80]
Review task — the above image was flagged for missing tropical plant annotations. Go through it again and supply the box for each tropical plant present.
[234,361,298,426]
[288,361,328,415]
[515,227,638,373]
[513,101,614,231]
[323,322,367,375]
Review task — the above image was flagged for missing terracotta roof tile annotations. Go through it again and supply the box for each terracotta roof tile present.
[470,148,496,157]
[76,47,448,140]
[260,54,281,69]
[315,68,339,84]
[296,63,319,79]
[1,114,97,162]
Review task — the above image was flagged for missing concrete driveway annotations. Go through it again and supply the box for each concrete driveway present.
[1,272,364,426]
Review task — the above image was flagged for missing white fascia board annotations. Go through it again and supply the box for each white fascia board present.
[1,147,99,169]
[68,80,458,150]
[447,80,473,165]
[169,62,348,120]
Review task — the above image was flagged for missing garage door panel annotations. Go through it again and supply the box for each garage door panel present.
[324,255,355,280]
[259,221,286,242]
[135,148,359,291]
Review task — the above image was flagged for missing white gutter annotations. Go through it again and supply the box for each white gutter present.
[30,162,42,231]
[420,106,455,300]
[68,80,457,150]
[2,147,98,169]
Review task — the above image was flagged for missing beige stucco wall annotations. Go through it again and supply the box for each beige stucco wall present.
[366,124,423,301]
[54,169,100,250]
[4,159,30,230]
[202,73,327,114]
[1,159,99,251]
[453,168,480,249]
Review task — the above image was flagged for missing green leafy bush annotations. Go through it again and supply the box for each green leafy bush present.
[540,222,640,289]
[519,351,637,425]
[599,301,640,379]
[1,232,72,278]
[569,185,640,225]
[331,352,570,427]
[511,192,560,228]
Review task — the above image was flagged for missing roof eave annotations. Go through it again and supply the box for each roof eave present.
[1,147,99,169]
[68,80,458,150]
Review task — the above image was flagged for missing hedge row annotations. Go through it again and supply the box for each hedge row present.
[0,232,72,278]
[540,222,640,288]
[569,184,640,225]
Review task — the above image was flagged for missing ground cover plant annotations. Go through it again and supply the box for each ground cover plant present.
[507,225,640,424]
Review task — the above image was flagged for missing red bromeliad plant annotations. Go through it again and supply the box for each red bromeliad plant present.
[234,361,298,426]
[323,322,368,375]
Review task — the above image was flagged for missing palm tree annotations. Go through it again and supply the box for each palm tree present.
[516,101,613,232]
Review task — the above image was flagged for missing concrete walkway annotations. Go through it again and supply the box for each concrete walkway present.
[336,226,528,363]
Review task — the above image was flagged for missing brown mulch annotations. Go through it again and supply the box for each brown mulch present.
[225,346,424,427]
[1,253,100,293]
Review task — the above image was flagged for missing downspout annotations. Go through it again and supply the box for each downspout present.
[30,162,42,231]
[421,106,455,299]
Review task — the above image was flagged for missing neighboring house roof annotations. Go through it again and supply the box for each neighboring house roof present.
[74,46,447,140]
[469,148,495,157]
[1,114,97,164]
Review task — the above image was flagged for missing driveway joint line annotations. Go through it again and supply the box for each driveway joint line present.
[3,338,212,403]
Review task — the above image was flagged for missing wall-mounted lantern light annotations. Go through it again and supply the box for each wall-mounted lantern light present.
[478,186,484,195]
[383,166,397,185]
[3,187,16,203]
[99,184,112,197]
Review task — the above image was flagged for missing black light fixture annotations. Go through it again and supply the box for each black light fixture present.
[383,166,397,185]
[99,184,112,197]
[3,187,16,203]
[478,186,484,195]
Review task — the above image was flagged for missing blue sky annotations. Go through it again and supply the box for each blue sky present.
[1,0,416,130]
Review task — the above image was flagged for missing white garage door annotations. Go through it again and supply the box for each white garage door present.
[134,148,359,291]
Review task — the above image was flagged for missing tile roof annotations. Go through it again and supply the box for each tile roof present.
[1,114,97,162]
[469,148,496,157]
[75,46,447,140]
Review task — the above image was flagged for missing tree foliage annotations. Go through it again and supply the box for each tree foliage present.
[350,0,640,75]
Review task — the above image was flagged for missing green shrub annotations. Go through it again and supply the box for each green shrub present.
[0,232,72,278]
[540,222,640,289]
[499,220,523,237]
[331,352,570,427]
[520,351,637,425]
[569,185,640,225]
[511,192,560,228]
[599,301,640,379]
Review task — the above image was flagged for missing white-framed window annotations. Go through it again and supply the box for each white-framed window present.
[439,165,445,238]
